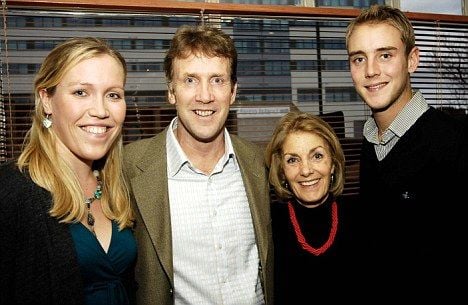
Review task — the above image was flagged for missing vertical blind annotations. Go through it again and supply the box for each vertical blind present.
[1,4,467,196]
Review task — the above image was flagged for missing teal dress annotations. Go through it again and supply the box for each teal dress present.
[69,221,137,305]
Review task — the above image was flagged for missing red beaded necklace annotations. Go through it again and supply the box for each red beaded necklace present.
[287,200,338,256]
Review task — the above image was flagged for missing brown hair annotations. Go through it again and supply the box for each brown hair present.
[164,24,238,85]
[265,111,345,200]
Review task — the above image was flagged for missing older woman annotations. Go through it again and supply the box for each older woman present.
[265,110,365,303]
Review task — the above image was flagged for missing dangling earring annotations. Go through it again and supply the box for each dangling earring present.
[43,114,52,129]
[330,173,335,186]
[284,181,289,189]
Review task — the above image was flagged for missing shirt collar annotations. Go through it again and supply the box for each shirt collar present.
[219,128,238,171]
[390,90,429,137]
[166,117,238,177]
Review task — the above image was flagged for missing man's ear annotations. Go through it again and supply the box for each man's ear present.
[408,46,420,73]
[229,82,238,105]
[167,84,176,105]
[39,89,52,114]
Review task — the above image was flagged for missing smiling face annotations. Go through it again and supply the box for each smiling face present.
[168,53,237,146]
[41,54,126,167]
[282,131,334,206]
[347,23,419,122]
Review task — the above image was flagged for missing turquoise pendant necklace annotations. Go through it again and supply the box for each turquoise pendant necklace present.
[84,170,103,232]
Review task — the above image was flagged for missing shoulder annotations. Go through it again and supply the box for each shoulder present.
[411,107,467,144]
[125,133,163,153]
[230,134,267,172]
[0,161,31,194]
[0,161,50,222]
[0,159,19,177]
[271,197,289,215]
[423,107,465,131]
[230,133,264,156]
[124,131,166,160]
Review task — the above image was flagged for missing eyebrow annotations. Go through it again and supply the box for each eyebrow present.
[68,81,90,85]
[65,82,124,91]
[283,146,325,156]
[348,46,398,58]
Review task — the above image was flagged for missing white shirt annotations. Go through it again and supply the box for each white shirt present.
[166,117,264,305]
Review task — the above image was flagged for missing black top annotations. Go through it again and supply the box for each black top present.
[0,160,138,305]
[272,194,366,303]
[0,160,85,305]
[359,107,468,292]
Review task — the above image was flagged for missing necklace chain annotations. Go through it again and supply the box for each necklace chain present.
[84,170,102,231]
[287,201,338,256]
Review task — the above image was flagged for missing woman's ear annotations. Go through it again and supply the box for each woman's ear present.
[39,89,52,114]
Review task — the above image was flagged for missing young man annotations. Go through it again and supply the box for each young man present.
[346,4,467,280]
[124,25,273,305]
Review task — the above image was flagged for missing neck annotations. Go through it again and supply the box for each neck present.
[82,170,100,196]
[175,128,226,174]
[373,87,414,134]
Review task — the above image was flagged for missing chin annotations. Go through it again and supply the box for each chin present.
[297,196,317,204]
[304,194,328,205]
[80,149,109,161]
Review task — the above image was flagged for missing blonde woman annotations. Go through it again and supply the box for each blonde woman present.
[265,111,365,302]
[0,37,136,305]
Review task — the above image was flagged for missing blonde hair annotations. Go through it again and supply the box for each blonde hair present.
[345,4,416,57]
[265,111,345,200]
[17,37,133,230]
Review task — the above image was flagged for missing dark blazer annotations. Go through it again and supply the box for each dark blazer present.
[124,127,274,305]
[0,161,85,305]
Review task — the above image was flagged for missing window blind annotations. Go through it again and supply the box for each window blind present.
[1,3,467,197]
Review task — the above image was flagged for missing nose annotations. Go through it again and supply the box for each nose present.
[300,160,313,176]
[196,80,214,104]
[89,96,110,118]
[365,57,380,78]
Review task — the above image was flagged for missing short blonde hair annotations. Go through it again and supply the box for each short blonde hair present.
[346,4,416,57]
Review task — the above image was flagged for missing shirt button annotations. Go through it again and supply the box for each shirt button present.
[215,243,222,250]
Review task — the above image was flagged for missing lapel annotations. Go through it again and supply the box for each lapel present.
[127,132,271,284]
[129,129,173,281]
[231,135,270,264]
